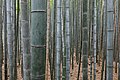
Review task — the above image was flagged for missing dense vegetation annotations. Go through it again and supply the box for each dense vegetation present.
[0,0,120,80]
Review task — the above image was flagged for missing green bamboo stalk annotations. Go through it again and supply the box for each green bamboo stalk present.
[50,0,55,79]
[65,0,70,79]
[77,0,82,80]
[3,0,8,79]
[93,0,97,80]
[82,0,89,79]
[13,0,17,79]
[62,0,66,79]
[53,0,56,79]
[106,0,114,80]
[31,0,47,79]
[99,0,104,66]
[103,0,107,80]
[114,0,119,73]
[45,0,51,80]
[55,0,62,79]
[0,0,3,80]
[89,1,93,80]
[21,0,31,79]
[71,0,74,70]
[75,0,79,64]
[7,0,14,79]
[101,0,107,80]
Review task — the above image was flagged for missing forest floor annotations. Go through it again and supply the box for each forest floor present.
[45,55,118,80]
[2,56,118,80]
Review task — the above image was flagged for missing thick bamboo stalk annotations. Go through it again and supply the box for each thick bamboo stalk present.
[7,0,14,79]
[31,0,47,79]
[65,0,70,79]
[106,0,114,80]
[55,0,62,79]
[82,0,89,79]
[21,0,31,79]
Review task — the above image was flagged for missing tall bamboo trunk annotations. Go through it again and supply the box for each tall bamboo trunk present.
[0,0,3,80]
[50,0,56,79]
[106,0,114,80]
[7,0,14,79]
[96,0,100,64]
[65,0,70,79]
[62,0,66,79]
[45,0,51,79]
[21,0,31,79]
[55,0,62,79]
[103,0,107,79]
[101,1,107,80]
[53,0,56,79]
[13,0,18,79]
[93,0,97,79]
[89,0,93,80]
[114,0,119,73]
[82,0,88,79]
[77,0,82,79]
[71,0,74,70]
[31,0,47,80]
[3,0,8,79]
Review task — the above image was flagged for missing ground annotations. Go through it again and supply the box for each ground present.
[2,56,118,80]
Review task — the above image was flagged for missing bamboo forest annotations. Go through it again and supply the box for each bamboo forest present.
[0,0,120,80]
